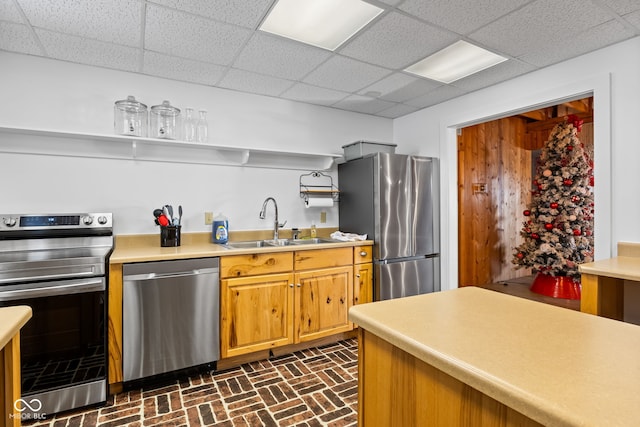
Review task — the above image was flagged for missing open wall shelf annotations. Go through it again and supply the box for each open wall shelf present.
[0,126,341,171]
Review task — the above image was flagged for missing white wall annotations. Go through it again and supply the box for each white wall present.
[0,52,393,235]
[395,36,640,292]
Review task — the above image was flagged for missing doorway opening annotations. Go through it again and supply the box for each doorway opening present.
[457,97,594,292]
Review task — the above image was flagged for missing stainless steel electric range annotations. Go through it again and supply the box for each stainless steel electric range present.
[0,213,113,420]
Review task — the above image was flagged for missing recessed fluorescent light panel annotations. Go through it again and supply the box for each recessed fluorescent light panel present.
[405,41,507,84]
[259,0,383,51]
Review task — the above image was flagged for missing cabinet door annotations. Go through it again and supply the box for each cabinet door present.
[221,273,294,358]
[294,266,353,343]
[354,263,373,305]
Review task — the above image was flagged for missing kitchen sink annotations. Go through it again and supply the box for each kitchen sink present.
[224,238,337,249]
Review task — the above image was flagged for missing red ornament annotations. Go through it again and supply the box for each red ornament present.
[563,179,573,186]
[531,233,540,240]
[537,184,543,190]
[567,145,574,151]
[544,223,554,231]
[550,202,559,209]
[589,176,594,186]
[523,210,531,216]
[573,229,581,236]
[571,196,580,202]
[516,252,524,259]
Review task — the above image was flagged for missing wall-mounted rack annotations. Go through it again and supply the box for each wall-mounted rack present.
[299,171,340,203]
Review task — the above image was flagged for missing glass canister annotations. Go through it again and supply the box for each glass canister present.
[150,100,180,139]
[114,95,147,137]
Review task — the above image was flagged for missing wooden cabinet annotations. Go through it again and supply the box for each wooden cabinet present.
[221,272,295,358]
[295,266,353,343]
[220,252,294,358]
[354,246,373,306]
[221,247,360,357]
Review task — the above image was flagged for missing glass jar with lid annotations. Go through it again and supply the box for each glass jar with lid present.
[114,95,147,137]
[150,100,181,140]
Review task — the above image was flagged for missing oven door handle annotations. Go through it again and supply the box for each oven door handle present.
[0,278,105,301]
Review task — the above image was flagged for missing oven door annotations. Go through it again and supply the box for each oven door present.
[0,277,107,418]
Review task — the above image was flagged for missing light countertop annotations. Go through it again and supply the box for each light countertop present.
[0,305,32,349]
[349,287,640,427]
[579,256,640,281]
[110,232,373,264]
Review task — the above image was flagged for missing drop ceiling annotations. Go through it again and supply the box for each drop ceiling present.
[1,0,639,118]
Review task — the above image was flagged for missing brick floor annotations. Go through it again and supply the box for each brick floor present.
[23,339,358,427]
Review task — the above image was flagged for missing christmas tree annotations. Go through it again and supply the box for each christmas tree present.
[512,116,594,280]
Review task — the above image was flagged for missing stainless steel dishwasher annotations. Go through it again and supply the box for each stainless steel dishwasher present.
[122,257,219,382]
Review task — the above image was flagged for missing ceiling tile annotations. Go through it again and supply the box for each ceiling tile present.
[450,59,535,92]
[0,22,42,55]
[17,0,142,47]
[148,0,273,28]
[399,0,532,35]
[518,19,636,66]
[376,103,422,119]
[469,0,615,57]
[303,55,391,93]
[340,11,457,69]
[0,1,24,23]
[280,83,349,106]
[405,84,467,109]
[360,72,441,102]
[145,4,252,65]
[233,33,331,81]
[35,29,140,72]
[333,95,397,115]
[143,51,227,86]
[598,0,640,15]
[624,10,640,27]
[218,68,294,97]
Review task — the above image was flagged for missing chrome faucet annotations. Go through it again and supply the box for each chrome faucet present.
[259,197,286,240]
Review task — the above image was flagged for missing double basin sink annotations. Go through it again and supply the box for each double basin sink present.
[224,237,337,249]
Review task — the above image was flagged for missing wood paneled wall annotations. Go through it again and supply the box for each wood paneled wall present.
[458,117,532,286]
[458,117,594,287]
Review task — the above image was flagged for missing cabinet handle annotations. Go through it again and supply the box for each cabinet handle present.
[289,284,294,288]
[356,274,361,278]
[297,283,301,287]
[360,251,367,257]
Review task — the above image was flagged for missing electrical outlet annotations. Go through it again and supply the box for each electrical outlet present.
[320,211,327,224]
[204,212,214,225]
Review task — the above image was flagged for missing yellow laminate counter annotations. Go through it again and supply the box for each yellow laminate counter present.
[110,232,373,263]
[579,242,640,320]
[1,306,32,427]
[349,287,640,427]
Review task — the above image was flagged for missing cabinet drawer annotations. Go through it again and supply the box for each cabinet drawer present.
[221,252,293,278]
[295,247,352,270]
[354,246,373,264]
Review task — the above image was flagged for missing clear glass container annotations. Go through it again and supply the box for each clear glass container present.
[183,107,196,142]
[114,95,147,137]
[196,110,208,143]
[150,100,181,140]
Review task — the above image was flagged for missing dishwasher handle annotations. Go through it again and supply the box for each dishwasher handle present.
[124,267,219,282]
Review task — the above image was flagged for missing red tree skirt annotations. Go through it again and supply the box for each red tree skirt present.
[530,272,581,300]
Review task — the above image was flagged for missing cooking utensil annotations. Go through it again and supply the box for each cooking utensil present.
[178,205,183,225]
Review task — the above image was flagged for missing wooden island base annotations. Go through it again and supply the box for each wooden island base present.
[358,329,541,426]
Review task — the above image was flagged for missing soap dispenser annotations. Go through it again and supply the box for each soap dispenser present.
[310,222,317,238]
[212,213,229,244]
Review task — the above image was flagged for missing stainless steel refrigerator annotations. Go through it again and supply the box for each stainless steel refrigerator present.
[338,153,440,300]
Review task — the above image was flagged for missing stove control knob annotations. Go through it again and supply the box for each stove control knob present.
[3,217,16,227]
[97,216,108,225]
[83,216,94,225]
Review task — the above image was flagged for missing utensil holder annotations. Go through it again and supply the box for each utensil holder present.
[160,225,181,247]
